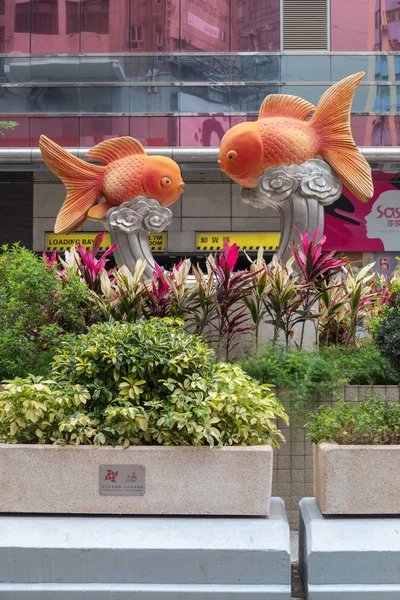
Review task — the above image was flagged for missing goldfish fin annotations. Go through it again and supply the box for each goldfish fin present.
[86,137,145,164]
[258,95,315,120]
[310,72,373,202]
[87,202,113,221]
[40,135,104,234]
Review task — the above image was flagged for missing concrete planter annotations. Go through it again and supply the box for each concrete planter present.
[0,443,273,516]
[314,441,400,514]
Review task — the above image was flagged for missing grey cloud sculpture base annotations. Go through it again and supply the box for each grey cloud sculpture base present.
[105,158,342,273]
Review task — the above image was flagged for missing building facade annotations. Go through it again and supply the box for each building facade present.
[0,0,400,273]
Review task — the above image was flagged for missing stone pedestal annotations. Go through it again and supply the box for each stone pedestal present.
[0,498,291,599]
[299,497,400,599]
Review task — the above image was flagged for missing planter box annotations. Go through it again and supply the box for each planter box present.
[314,441,400,515]
[0,444,273,516]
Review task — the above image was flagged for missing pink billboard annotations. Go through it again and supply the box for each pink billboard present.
[324,172,400,252]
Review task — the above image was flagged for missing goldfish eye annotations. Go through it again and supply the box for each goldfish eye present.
[227,150,237,162]
[161,176,172,188]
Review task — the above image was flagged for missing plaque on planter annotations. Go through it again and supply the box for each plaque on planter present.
[99,464,145,497]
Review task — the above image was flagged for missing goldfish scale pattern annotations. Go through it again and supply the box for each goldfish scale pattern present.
[102,155,146,205]
[258,119,320,169]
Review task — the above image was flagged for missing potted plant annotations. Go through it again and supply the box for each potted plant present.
[0,319,287,516]
[306,397,400,514]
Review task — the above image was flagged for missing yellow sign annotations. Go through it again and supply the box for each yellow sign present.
[196,233,280,251]
[46,233,167,252]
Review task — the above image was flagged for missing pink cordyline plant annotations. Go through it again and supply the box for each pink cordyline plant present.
[290,227,348,348]
[208,239,256,360]
[74,233,117,292]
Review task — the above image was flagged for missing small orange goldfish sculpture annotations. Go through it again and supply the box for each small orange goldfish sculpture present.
[39,136,185,234]
[219,72,373,203]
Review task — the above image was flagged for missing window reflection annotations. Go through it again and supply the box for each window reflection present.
[30,116,79,146]
[131,86,179,114]
[82,0,109,34]
[66,2,80,35]
[233,0,280,51]
[30,87,80,113]
[32,0,59,35]
[179,56,233,82]
[230,85,279,113]
[281,55,329,83]
[0,117,29,147]
[129,56,179,83]
[80,116,129,146]
[0,87,30,113]
[331,56,380,82]
[331,0,380,51]
[14,3,30,33]
[180,87,230,114]
[80,87,129,114]
[130,116,179,146]
[179,116,229,146]
[350,115,381,146]
[180,0,230,51]
[231,55,280,82]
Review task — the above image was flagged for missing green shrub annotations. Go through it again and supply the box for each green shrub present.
[0,244,91,380]
[373,303,400,373]
[0,320,288,447]
[239,342,399,414]
[306,397,400,445]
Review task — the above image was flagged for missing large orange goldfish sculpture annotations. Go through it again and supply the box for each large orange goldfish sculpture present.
[40,136,185,234]
[219,72,373,203]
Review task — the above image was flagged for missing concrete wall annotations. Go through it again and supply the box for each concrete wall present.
[33,171,280,253]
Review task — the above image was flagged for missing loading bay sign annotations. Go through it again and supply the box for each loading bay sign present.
[196,233,281,251]
[99,464,145,497]
[46,233,167,252]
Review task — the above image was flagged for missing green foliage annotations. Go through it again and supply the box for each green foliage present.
[0,244,91,380]
[0,321,288,447]
[306,396,400,445]
[373,301,400,372]
[239,342,399,413]
[52,319,215,409]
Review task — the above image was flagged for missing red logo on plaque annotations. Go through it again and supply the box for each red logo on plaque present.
[105,469,118,482]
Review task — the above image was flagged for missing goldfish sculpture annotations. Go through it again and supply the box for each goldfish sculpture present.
[219,72,373,203]
[39,136,185,234]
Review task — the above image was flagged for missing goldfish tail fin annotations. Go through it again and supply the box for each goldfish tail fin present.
[39,135,105,233]
[310,72,373,203]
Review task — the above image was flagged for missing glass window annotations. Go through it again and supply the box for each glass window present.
[381,116,400,146]
[282,85,329,107]
[382,85,400,113]
[80,87,130,114]
[130,116,179,146]
[180,87,230,114]
[31,56,80,83]
[130,86,178,114]
[82,0,109,34]
[30,117,79,146]
[231,55,280,82]
[1,57,30,85]
[130,25,144,49]
[0,87,31,114]
[180,0,230,52]
[281,55,330,83]
[350,115,381,146]
[330,0,379,51]
[66,1,80,34]
[31,0,59,35]
[331,56,380,82]
[80,57,129,83]
[230,85,280,113]
[14,2,30,33]
[232,0,280,51]
[0,117,29,147]
[179,116,229,146]
[129,56,179,83]
[179,55,233,83]
[80,116,130,146]
[30,87,80,114]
